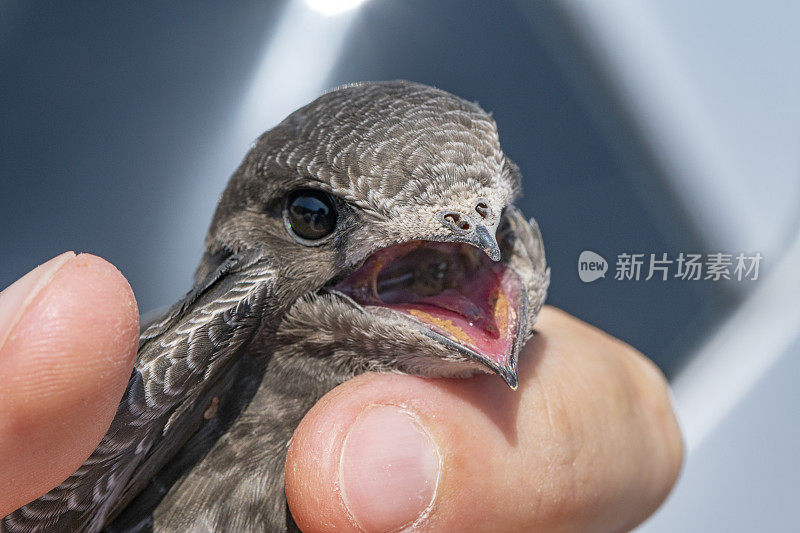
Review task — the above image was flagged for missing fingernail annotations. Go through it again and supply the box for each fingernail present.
[340,405,441,532]
[0,252,75,351]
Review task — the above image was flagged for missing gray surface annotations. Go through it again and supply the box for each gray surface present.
[641,335,800,532]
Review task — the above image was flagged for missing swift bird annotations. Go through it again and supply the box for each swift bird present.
[3,80,549,532]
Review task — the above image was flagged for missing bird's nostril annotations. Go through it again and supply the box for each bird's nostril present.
[444,213,461,226]
[442,212,471,231]
[475,202,489,219]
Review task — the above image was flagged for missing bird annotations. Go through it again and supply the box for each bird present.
[2,80,549,533]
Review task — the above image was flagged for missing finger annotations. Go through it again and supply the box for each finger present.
[285,306,683,532]
[0,252,139,515]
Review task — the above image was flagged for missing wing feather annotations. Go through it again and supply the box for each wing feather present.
[1,250,277,533]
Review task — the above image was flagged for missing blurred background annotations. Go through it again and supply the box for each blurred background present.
[1,1,798,530]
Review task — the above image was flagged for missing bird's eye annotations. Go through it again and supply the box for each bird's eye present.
[284,189,338,243]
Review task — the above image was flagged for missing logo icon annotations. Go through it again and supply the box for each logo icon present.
[578,251,608,283]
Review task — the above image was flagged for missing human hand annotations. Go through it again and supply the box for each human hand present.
[285,307,683,532]
[1,254,682,532]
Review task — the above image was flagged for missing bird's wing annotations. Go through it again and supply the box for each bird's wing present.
[1,249,278,533]
[502,206,549,325]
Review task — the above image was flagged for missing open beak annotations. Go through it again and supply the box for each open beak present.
[334,239,527,389]
[466,222,502,262]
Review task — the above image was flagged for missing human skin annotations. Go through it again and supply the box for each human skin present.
[0,253,683,531]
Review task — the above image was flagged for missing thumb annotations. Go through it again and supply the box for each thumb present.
[285,308,683,532]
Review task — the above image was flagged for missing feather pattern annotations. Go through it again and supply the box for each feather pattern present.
[2,251,276,533]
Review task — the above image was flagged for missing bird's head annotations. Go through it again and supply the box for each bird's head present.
[200,81,549,389]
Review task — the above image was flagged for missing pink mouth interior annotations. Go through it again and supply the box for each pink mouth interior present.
[334,241,522,366]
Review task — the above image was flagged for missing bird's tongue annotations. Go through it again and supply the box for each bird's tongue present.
[416,289,484,323]
[335,240,522,367]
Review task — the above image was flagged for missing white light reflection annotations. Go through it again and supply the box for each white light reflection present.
[170,0,363,294]
[234,0,361,159]
[305,0,370,17]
